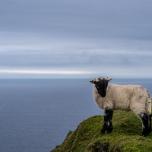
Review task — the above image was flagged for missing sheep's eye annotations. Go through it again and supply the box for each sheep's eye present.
[96,86,100,89]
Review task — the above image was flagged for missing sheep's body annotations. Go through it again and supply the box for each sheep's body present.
[90,77,152,136]
[93,83,151,115]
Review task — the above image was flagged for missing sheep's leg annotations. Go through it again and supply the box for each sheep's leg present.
[101,109,113,134]
[149,114,152,132]
[139,113,151,136]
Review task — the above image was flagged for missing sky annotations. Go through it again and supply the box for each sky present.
[0,0,152,78]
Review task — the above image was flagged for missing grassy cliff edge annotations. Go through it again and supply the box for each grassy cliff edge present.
[51,111,152,152]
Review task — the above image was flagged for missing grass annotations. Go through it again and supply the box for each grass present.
[51,110,152,152]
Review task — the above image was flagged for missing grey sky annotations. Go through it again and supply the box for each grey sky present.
[0,0,152,78]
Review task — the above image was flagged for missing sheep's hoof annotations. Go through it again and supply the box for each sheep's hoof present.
[101,128,106,134]
[107,127,113,133]
[142,133,149,137]
[100,128,113,134]
[142,128,151,136]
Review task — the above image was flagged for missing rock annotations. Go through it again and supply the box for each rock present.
[51,110,152,152]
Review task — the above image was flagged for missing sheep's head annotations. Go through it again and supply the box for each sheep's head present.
[90,77,112,97]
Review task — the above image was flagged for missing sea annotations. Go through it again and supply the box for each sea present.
[0,78,152,152]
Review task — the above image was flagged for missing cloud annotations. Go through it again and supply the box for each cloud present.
[0,0,152,39]
[0,0,152,78]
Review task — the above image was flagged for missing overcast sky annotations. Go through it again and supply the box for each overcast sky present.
[0,0,152,78]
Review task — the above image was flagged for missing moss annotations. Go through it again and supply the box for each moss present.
[51,111,152,152]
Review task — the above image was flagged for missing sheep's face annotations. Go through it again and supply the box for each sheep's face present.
[90,77,112,97]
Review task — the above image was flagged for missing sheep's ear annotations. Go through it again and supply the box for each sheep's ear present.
[90,80,94,83]
[90,80,96,84]
[107,77,112,81]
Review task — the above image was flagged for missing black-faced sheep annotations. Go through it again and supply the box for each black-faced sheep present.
[90,77,152,136]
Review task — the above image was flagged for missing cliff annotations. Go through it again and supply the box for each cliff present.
[51,110,152,152]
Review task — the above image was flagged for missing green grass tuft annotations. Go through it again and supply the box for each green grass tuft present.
[51,110,152,152]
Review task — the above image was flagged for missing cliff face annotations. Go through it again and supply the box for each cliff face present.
[51,111,152,152]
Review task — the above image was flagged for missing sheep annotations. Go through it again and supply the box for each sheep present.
[90,77,152,136]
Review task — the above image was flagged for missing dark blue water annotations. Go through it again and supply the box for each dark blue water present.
[0,79,152,152]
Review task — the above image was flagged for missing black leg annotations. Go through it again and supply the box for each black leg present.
[139,113,151,136]
[149,114,152,132]
[101,109,113,134]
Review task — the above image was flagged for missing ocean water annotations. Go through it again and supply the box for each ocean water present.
[0,78,152,152]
